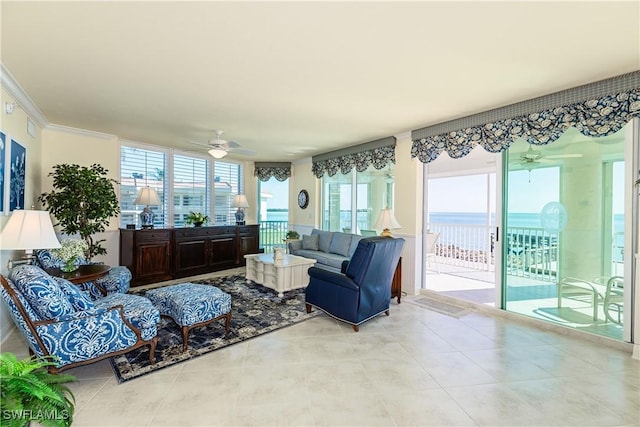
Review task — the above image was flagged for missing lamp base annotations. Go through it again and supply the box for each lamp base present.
[235,221,245,226]
[380,229,393,237]
[141,224,154,230]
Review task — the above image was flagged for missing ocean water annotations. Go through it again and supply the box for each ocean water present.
[429,212,624,233]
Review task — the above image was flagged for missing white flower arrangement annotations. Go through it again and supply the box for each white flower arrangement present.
[51,239,89,264]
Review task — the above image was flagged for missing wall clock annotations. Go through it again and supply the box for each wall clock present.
[298,189,309,209]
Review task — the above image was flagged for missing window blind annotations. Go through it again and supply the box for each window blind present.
[173,154,209,226]
[120,146,167,227]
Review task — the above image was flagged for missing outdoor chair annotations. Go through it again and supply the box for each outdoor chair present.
[557,275,624,323]
[426,232,440,273]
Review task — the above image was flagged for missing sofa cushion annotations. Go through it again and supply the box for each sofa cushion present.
[309,251,349,270]
[302,234,319,251]
[312,229,333,253]
[54,277,95,311]
[10,265,75,320]
[329,233,352,257]
[348,235,364,257]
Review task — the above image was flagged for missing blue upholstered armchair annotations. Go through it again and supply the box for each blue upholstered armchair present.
[305,236,404,331]
[0,265,159,373]
[34,249,131,300]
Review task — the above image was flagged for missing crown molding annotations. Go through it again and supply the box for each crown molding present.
[46,123,116,140]
[1,63,48,128]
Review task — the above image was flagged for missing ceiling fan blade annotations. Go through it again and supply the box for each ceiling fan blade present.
[537,158,558,164]
[545,154,583,159]
[186,140,209,148]
[228,147,256,156]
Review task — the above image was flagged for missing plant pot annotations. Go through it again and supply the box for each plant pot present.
[194,222,203,227]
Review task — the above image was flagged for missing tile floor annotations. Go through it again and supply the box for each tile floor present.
[2,278,639,426]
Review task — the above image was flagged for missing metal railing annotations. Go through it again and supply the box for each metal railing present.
[428,223,559,281]
[428,223,495,272]
[505,227,558,282]
[259,220,288,253]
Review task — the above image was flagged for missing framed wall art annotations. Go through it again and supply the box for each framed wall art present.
[9,138,25,211]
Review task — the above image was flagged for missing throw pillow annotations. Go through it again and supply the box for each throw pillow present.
[302,234,319,251]
[55,277,95,311]
[10,265,75,320]
[312,229,333,252]
[329,232,352,257]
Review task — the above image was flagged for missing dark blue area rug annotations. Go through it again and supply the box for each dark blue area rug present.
[109,274,319,382]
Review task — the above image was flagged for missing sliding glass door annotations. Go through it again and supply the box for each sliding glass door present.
[503,127,629,340]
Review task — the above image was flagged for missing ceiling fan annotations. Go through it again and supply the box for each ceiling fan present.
[188,130,256,159]
[515,144,583,167]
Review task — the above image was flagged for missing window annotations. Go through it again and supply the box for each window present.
[322,164,394,234]
[173,154,209,227]
[213,161,243,225]
[120,145,167,228]
[120,143,243,228]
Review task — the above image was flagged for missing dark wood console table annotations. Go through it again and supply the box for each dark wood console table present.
[391,257,402,304]
[120,224,259,287]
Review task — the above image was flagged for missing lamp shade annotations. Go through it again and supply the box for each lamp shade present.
[208,148,227,159]
[0,210,61,250]
[233,194,249,208]
[134,187,160,206]
[374,208,401,236]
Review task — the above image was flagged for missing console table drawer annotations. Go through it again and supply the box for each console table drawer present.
[135,230,171,242]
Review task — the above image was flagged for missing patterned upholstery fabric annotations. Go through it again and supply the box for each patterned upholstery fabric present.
[34,249,131,299]
[94,293,160,342]
[1,265,158,371]
[54,277,95,311]
[10,265,75,320]
[145,283,231,327]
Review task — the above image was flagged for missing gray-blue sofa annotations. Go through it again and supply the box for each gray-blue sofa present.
[287,229,364,272]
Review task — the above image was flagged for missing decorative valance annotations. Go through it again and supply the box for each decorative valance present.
[311,136,396,178]
[254,162,291,182]
[411,71,640,163]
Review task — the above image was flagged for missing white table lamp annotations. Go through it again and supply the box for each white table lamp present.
[374,208,401,237]
[1,209,61,268]
[134,186,160,229]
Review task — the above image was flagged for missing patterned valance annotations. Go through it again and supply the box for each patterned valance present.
[411,71,640,163]
[254,162,291,182]
[311,136,396,178]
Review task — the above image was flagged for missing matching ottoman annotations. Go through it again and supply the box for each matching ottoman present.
[145,283,232,351]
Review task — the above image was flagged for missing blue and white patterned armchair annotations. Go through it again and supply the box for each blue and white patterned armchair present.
[0,265,158,373]
[34,249,131,300]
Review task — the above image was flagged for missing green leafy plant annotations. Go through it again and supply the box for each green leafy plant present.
[285,230,300,239]
[39,164,120,260]
[0,353,75,427]
[51,239,89,272]
[185,211,209,226]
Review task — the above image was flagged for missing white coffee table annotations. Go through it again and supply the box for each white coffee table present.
[244,253,317,297]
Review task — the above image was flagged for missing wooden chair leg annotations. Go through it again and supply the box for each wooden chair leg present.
[148,337,158,364]
[305,303,312,313]
[352,324,359,332]
[385,310,390,316]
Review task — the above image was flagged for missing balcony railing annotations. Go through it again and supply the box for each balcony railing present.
[259,220,288,253]
[428,223,559,281]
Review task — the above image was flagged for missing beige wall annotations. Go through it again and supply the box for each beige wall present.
[289,158,319,232]
[0,87,45,339]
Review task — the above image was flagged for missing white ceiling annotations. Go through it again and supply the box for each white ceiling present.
[2,1,639,162]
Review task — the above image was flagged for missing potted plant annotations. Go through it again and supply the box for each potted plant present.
[39,163,120,261]
[0,353,76,427]
[185,211,209,227]
[285,230,300,240]
[50,239,89,272]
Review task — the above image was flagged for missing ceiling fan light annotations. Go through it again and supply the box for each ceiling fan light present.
[208,147,227,158]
